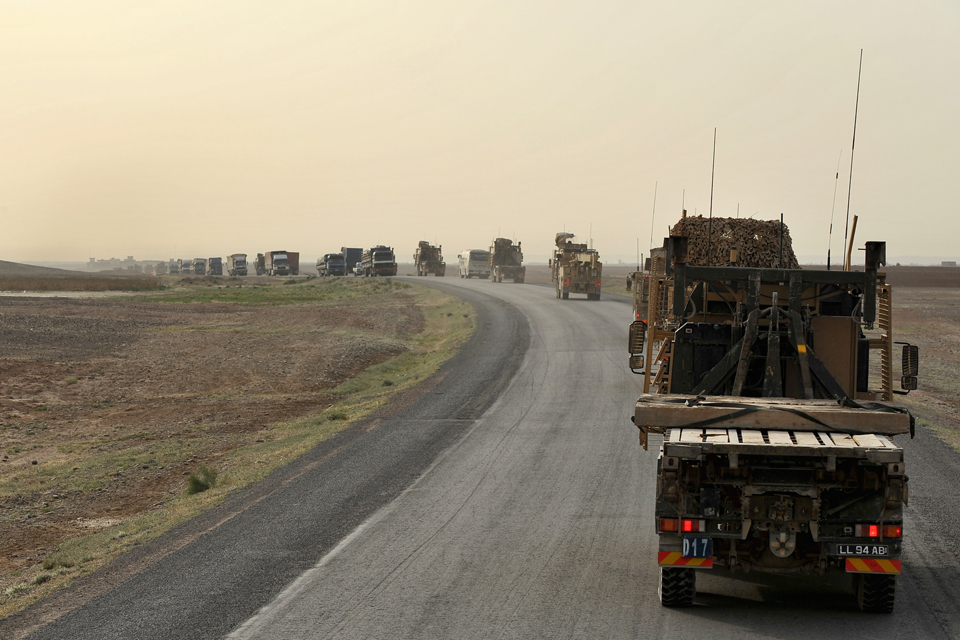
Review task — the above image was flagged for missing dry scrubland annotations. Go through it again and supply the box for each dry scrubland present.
[0,275,474,617]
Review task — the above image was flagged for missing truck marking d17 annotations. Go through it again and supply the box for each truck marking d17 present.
[626,215,917,614]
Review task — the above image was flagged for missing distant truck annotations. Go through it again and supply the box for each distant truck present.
[317,253,346,276]
[180,259,193,275]
[193,259,207,276]
[156,262,169,276]
[227,254,248,276]
[414,241,445,276]
[550,232,602,300]
[257,251,295,276]
[168,260,180,275]
[360,246,397,277]
[208,257,223,276]
[459,250,490,279]
[341,248,363,275]
[489,238,525,283]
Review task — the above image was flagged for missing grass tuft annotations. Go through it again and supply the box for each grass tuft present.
[186,465,219,494]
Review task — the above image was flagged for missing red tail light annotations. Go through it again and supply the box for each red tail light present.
[596,280,601,286]
[855,523,899,538]
[681,519,705,533]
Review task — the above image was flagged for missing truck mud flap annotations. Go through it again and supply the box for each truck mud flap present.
[658,552,713,568]
[845,558,901,574]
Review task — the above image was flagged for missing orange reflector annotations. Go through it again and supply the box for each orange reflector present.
[882,524,903,538]
[659,518,679,533]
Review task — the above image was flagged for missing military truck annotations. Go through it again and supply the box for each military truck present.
[341,248,363,275]
[317,253,346,276]
[550,232,602,300]
[360,246,397,277]
[227,254,247,276]
[208,257,223,276]
[489,238,525,283]
[627,218,918,613]
[180,259,193,275]
[168,259,180,275]
[155,262,169,276]
[414,241,445,276]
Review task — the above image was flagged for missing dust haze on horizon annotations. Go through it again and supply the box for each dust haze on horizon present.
[1,1,958,265]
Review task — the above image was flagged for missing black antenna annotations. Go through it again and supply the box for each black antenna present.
[779,213,784,268]
[827,150,843,269]
[706,128,717,267]
[648,181,657,256]
[842,49,863,265]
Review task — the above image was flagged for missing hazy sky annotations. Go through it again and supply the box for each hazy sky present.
[2,1,958,263]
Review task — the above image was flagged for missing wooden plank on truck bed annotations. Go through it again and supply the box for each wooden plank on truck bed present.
[875,434,899,449]
[667,429,681,442]
[741,430,765,444]
[794,431,822,447]
[727,429,740,444]
[633,394,910,435]
[829,433,857,447]
[768,431,793,445]
[681,429,703,443]
[704,428,729,442]
[852,433,885,448]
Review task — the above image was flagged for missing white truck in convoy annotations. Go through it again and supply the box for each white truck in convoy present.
[459,250,491,279]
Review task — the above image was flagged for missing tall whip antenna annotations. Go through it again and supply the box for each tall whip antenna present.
[706,128,717,267]
[827,150,843,269]
[842,49,863,265]
[648,181,658,257]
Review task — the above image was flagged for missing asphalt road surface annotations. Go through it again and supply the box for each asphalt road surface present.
[17,277,960,639]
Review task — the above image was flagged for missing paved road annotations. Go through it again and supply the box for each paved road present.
[18,277,960,639]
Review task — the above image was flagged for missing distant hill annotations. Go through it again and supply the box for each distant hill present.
[0,260,82,276]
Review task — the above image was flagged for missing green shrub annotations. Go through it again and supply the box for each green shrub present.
[187,464,219,494]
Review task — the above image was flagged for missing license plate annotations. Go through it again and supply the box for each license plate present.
[682,537,713,559]
[834,544,891,557]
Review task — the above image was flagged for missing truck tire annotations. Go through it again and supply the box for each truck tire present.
[659,567,696,607]
[857,574,896,613]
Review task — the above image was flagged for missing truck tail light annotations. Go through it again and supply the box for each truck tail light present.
[682,519,705,533]
[596,280,601,286]
[659,518,679,533]
[855,524,901,538]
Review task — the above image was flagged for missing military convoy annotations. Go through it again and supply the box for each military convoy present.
[414,241,445,276]
[489,238,525,283]
[627,216,917,613]
[550,232,601,300]
[227,254,247,276]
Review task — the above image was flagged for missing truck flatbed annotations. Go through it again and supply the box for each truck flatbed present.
[634,394,911,435]
[660,426,903,464]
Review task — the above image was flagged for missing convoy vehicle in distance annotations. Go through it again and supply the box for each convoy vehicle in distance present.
[414,241,445,276]
[550,232,602,300]
[354,262,363,276]
[208,257,223,276]
[459,250,491,279]
[256,251,296,276]
[629,219,917,613]
[360,246,397,277]
[489,238,525,283]
[168,259,180,275]
[193,258,207,276]
[341,248,363,275]
[180,259,193,275]
[155,262,169,276]
[227,254,248,276]
[317,253,346,276]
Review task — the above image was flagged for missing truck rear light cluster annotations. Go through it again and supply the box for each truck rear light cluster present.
[855,524,902,538]
[659,518,679,532]
[682,519,705,533]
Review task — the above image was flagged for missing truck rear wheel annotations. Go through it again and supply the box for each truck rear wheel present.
[857,574,896,613]
[659,567,696,607]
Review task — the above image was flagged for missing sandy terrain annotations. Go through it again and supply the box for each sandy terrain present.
[0,289,424,578]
